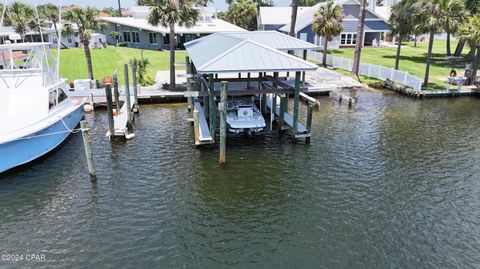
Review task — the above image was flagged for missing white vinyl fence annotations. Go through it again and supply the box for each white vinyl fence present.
[297,50,423,92]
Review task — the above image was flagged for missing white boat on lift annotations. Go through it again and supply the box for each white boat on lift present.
[226,99,266,135]
[0,42,84,174]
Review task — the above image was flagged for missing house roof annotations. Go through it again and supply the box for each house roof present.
[0,27,56,37]
[259,6,309,25]
[98,12,112,17]
[220,31,319,50]
[374,6,391,21]
[99,17,246,34]
[184,31,318,74]
[268,0,389,33]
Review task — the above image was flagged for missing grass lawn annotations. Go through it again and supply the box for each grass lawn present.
[56,47,187,84]
[330,40,470,90]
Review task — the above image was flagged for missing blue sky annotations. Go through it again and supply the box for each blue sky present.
[23,0,291,11]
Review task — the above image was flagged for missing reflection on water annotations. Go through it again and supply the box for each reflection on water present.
[1,90,480,268]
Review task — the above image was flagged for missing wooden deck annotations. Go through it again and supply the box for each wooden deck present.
[112,96,135,137]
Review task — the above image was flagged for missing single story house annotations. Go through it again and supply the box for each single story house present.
[99,6,246,50]
[259,0,390,49]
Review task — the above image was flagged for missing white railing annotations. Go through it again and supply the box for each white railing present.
[297,50,423,92]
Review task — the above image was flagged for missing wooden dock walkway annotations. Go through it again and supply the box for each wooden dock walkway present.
[112,96,136,137]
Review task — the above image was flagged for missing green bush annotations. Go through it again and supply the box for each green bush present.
[131,57,155,86]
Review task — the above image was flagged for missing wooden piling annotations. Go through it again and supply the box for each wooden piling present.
[208,74,216,139]
[306,103,313,144]
[261,93,266,114]
[273,72,283,126]
[271,93,277,130]
[186,56,193,112]
[131,61,139,112]
[302,50,307,86]
[193,109,200,145]
[105,83,114,139]
[219,81,228,165]
[201,77,209,118]
[113,73,120,112]
[293,71,301,135]
[280,94,286,127]
[80,120,96,180]
[124,64,133,126]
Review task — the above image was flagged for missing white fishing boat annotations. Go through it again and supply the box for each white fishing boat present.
[227,99,266,135]
[0,42,84,173]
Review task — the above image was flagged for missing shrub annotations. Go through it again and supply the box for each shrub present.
[131,57,155,86]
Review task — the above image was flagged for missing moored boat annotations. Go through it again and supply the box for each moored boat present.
[226,99,266,135]
[0,42,84,174]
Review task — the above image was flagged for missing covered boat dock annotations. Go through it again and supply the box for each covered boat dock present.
[183,31,320,161]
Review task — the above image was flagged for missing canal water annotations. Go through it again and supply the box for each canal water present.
[1,89,480,268]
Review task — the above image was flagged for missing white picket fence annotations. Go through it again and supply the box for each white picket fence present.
[297,50,423,92]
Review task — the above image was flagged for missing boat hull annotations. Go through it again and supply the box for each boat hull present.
[0,105,84,174]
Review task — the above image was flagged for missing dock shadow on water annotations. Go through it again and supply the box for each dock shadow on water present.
[2,90,480,268]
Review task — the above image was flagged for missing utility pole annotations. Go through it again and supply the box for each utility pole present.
[117,0,122,17]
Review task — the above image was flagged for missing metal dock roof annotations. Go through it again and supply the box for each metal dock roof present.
[184,31,319,74]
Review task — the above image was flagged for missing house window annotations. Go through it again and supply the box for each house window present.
[185,34,194,42]
[67,38,72,43]
[340,33,357,45]
[149,33,157,44]
[299,33,307,41]
[163,34,170,45]
[123,31,131,43]
[132,32,140,43]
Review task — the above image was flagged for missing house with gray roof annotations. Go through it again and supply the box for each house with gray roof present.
[100,6,246,50]
[259,0,390,49]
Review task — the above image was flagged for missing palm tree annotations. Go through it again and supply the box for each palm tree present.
[225,0,272,30]
[312,1,343,67]
[453,0,477,56]
[389,0,414,70]
[63,7,107,80]
[6,2,35,42]
[442,0,466,56]
[38,4,59,37]
[456,14,480,85]
[223,0,257,30]
[351,0,366,76]
[415,0,445,87]
[140,0,198,89]
[290,0,300,37]
[38,4,69,48]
